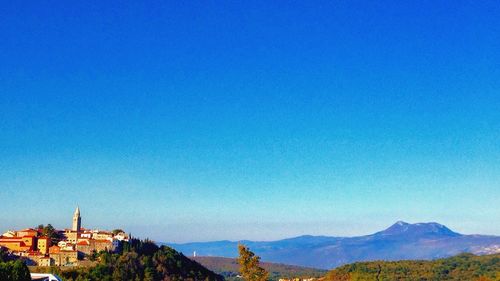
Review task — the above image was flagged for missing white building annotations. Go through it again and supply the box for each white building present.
[30,273,63,281]
[1,230,16,238]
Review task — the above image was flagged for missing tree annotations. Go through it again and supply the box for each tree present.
[112,229,124,235]
[237,244,269,281]
[36,223,61,244]
[0,247,10,262]
[0,260,31,281]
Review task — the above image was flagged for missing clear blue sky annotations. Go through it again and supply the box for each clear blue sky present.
[1,1,499,243]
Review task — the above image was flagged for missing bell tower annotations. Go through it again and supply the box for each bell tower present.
[72,206,81,232]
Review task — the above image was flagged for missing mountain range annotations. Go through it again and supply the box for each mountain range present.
[165,221,500,269]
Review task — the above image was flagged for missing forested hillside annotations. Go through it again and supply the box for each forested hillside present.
[32,239,223,281]
[326,253,500,281]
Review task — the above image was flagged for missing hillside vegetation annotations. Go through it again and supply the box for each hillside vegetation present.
[0,248,31,281]
[0,260,31,281]
[32,239,223,281]
[325,253,500,281]
[192,256,326,281]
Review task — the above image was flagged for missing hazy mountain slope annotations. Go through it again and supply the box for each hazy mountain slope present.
[191,256,326,281]
[166,221,500,269]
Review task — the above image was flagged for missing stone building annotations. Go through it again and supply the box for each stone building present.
[50,250,78,266]
[76,239,114,256]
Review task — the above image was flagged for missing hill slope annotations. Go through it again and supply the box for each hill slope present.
[325,253,500,281]
[167,221,500,269]
[192,256,326,281]
[31,239,223,281]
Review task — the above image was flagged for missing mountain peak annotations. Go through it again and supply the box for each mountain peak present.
[376,221,461,237]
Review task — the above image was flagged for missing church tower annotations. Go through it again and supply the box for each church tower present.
[72,206,81,232]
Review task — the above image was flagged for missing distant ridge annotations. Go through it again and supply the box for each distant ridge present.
[191,256,326,280]
[165,221,500,269]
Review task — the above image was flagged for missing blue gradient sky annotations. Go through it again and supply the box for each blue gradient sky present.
[1,1,499,242]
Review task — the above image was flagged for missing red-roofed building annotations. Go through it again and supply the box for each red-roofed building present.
[0,236,33,252]
[75,239,91,255]
[49,245,60,254]
[16,228,38,238]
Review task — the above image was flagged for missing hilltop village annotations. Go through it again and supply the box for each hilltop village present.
[0,207,128,266]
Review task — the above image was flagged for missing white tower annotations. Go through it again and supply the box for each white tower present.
[72,206,81,232]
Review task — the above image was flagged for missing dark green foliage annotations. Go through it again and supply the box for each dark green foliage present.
[37,223,63,244]
[112,229,125,235]
[0,247,10,262]
[0,260,32,281]
[326,253,500,281]
[34,239,224,281]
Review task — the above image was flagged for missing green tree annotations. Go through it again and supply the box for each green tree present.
[0,247,10,262]
[36,223,61,244]
[112,229,124,235]
[0,260,31,281]
[237,244,269,281]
